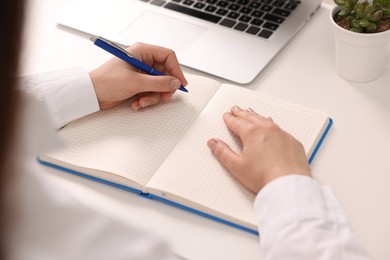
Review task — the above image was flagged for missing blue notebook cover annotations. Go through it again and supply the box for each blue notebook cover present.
[38,118,333,236]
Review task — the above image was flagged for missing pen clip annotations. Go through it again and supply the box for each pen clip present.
[90,36,134,58]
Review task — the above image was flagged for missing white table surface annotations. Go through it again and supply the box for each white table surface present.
[21,1,390,259]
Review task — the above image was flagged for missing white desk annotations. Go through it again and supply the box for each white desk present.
[22,1,390,259]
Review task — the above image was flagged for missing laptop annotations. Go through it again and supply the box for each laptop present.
[56,0,321,84]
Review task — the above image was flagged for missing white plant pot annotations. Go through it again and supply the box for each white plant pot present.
[330,6,390,82]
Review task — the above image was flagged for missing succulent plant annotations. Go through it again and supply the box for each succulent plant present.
[334,0,390,33]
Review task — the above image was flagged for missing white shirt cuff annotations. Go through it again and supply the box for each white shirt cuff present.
[18,67,100,129]
[254,175,349,232]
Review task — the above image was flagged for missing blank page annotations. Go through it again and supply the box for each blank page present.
[147,84,329,229]
[41,74,221,188]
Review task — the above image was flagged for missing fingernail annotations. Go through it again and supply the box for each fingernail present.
[223,112,232,118]
[141,100,152,108]
[207,139,218,152]
[232,105,241,110]
[170,79,181,90]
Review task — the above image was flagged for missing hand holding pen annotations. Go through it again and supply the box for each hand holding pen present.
[89,38,189,110]
[91,36,188,93]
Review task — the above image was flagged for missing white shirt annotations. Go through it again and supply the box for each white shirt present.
[11,67,370,259]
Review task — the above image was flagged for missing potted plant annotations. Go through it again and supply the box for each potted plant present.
[330,0,390,82]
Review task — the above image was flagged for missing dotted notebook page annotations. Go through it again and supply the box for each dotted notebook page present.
[42,74,221,188]
[147,84,329,228]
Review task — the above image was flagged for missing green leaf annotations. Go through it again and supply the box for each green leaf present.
[334,0,346,5]
[379,0,390,5]
[351,26,363,32]
[347,16,354,26]
[339,8,352,16]
[359,19,370,27]
[364,5,374,15]
[355,3,365,17]
[366,22,378,32]
[367,10,383,21]
[351,0,359,6]
[383,8,390,15]
[352,19,361,27]
[344,1,352,9]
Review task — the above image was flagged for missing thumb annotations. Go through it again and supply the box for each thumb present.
[207,138,241,174]
[133,73,181,93]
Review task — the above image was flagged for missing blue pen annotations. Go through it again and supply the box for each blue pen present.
[90,36,188,93]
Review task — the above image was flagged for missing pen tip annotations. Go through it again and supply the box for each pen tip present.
[181,87,189,92]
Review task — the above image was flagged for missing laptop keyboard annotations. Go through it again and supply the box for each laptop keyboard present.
[140,0,301,39]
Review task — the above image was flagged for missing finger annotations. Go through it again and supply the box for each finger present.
[129,43,188,86]
[161,91,174,103]
[230,106,268,124]
[131,100,141,111]
[131,73,182,93]
[149,47,188,86]
[207,138,241,173]
[139,92,165,108]
[131,91,175,110]
[222,111,252,139]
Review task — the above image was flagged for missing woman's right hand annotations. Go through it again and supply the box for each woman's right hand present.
[207,106,312,194]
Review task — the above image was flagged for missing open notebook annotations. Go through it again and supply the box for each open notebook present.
[39,73,332,234]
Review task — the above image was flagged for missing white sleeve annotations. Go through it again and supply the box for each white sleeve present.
[11,161,184,260]
[254,175,370,260]
[18,67,100,128]
[10,93,183,260]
